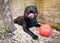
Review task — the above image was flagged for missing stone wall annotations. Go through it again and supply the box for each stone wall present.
[9,0,35,19]
[43,0,60,29]
[8,0,60,29]
[36,0,60,29]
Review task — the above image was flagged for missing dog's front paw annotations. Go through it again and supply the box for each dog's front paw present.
[32,35,38,40]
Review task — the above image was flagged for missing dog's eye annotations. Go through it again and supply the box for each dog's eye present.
[27,12,30,14]
[35,14,37,15]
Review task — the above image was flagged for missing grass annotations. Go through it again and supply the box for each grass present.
[0,26,9,33]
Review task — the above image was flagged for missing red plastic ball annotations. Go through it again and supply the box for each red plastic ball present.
[38,24,52,37]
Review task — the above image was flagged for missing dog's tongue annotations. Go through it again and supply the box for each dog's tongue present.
[28,13,34,19]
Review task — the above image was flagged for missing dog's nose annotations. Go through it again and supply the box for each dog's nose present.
[30,10,33,13]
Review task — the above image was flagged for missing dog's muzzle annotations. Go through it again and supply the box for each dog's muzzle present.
[28,13,34,19]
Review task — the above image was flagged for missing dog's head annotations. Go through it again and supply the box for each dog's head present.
[24,5,38,19]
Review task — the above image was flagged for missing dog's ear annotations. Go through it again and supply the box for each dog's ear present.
[31,6,38,14]
[24,7,28,17]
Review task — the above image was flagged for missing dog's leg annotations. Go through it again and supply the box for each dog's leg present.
[35,23,41,27]
[35,20,41,27]
[31,18,41,27]
[23,20,38,40]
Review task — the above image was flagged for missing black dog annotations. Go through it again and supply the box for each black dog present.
[14,5,41,40]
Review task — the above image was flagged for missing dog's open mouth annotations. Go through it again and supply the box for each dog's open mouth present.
[27,13,34,19]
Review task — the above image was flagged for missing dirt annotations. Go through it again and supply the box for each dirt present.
[12,24,60,43]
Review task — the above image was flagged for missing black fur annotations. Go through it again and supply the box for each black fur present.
[14,5,41,40]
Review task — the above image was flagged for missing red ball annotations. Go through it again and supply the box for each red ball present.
[38,24,52,37]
